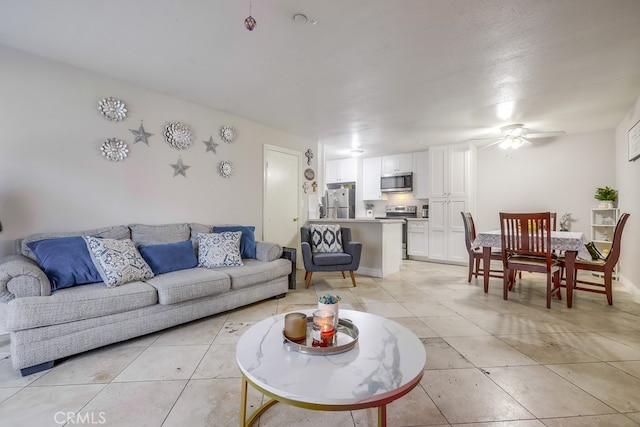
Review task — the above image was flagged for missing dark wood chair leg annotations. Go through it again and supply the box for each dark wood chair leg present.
[305,271,313,288]
[349,271,357,287]
[604,270,613,305]
[467,255,474,282]
[503,269,510,300]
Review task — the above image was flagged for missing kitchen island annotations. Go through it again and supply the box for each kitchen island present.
[307,218,403,278]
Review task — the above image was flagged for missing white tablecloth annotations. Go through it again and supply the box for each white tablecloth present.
[472,230,592,260]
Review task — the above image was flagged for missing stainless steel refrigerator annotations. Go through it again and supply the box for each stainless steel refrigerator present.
[324,187,355,219]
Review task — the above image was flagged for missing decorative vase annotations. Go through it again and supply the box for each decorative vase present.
[598,201,614,209]
[318,302,339,326]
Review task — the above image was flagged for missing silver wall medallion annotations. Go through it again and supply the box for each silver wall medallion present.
[100,138,129,161]
[98,97,127,121]
[164,121,195,150]
[220,126,236,144]
[220,160,233,177]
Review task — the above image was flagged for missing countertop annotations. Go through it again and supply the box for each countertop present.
[309,218,405,223]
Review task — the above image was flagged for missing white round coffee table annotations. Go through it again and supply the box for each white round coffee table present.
[236,309,426,427]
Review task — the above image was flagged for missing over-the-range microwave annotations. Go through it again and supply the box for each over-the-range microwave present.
[381,172,413,193]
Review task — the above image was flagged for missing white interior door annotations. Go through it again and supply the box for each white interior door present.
[263,145,301,249]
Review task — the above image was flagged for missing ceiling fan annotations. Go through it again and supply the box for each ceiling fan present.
[476,124,565,149]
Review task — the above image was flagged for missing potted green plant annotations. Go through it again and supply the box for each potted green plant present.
[594,186,618,208]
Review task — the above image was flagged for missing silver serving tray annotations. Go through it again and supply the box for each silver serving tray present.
[283,317,359,355]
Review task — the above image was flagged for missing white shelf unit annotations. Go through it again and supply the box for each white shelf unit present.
[590,208,619,278]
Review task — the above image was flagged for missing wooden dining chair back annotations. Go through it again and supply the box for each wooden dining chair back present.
[461,212,502,287]
[499,212,562,308]
[564,213,630,305]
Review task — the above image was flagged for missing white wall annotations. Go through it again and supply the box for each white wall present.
[615,95,640,297]
[475,130,616,236]
[0,46,315,256]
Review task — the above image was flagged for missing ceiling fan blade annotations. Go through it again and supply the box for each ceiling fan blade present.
[525,131,566,138]
[479,138,504,149]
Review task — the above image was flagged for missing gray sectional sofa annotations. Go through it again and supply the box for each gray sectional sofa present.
[0,223,291,376]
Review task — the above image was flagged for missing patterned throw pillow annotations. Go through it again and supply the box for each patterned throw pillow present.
[197,231,244,268]
[310,224,343,253]
[84,236,154,287]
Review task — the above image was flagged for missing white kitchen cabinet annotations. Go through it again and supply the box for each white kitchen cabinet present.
[381,153,413,175]
[412,150,429,199]
[362,157,383,200]
[407,220,428,258]
[428,143,472,263]
[325,158,357,183]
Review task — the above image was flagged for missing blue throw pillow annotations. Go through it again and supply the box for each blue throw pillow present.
[212,225,256,259]
[26,236,102,291]
[138,240,197,275]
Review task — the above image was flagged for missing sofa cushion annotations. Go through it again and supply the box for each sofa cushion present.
[26,236,102,291]
[189,223,211,252]
[129,223,191,246]
[144,268,231,304]
[216,258,292,290]
[5,281,158,330]
[310,224,343,253]
[138,240,198,275]
[312,252,353,266]
[84,237,154,287]
[197,232,244,268]
[212,225,257,259]
[19,225,131,261]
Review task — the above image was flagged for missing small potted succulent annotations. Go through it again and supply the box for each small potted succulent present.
[318,293,341,326]
[594,186,618,208]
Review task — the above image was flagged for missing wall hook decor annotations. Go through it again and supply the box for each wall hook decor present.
[305,149,314,165]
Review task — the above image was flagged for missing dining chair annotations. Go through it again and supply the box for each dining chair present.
[560,213,629,305]
[500,212,562,309]
[461,212,502,286]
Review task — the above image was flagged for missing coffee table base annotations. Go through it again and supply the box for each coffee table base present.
[239,373,419,427]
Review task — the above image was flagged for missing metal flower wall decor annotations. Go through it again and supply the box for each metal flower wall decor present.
[98,97,127,121]
[100,138,129,162]
[220,125,237,144]
[164,121,195,150]
[220,160,234,178]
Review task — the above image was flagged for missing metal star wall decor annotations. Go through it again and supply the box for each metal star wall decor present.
[129,122,153,145]
[203,136,219,154]
[170,157,190,178]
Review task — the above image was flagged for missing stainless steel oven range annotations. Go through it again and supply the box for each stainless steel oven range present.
[376,205,417,259]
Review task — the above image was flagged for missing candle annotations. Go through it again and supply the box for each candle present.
[284,312,307,342]
[312,309,336,347]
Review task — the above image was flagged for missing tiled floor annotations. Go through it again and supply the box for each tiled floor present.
[1,261,640,426]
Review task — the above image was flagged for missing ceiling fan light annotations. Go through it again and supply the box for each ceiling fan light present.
[511,137,525,149]
[350,149,364,157]
[499,139,513,149]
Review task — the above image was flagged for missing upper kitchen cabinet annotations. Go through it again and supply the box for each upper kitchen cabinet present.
[325,157,357,184]
[381,153,413,175]
[362,157,383,200]
[412,150,429,199]
[428,143,470,198]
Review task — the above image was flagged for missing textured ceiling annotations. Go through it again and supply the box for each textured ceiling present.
[1,0,639,159]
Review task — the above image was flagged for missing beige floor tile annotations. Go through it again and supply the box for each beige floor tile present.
[608,360,640,379]
[81,380,186,427]
[403,300,459,317]
[445,336,537,367]
[552,332,640,361]
[257,402,356,426]
[213,320,256,344]
[163,378,262,427]
[0,387,21,404]
[31,345,145,386]
[361,302,414,318]
[391,317,439,339]
[598,330,640,350]
[421,315,491,337]
[547,362,640,412]
[488,365,615,418]
[192,344,240,379]
[542,414,640,427]
[626,412,640,424]
[422,337,475,370]
[0,358,46,388]
[0,384,105,427]
[351,288,397,303]
[352,384,447,426]
[455,421,545,427]
[422,368,533,423]
[465,314,544,335]
[225,300,278,321]
[113,345,209,382]
[438,298,504,316]
[497,333,599,364]
[151,315,226,346]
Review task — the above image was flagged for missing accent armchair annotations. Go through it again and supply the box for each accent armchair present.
[300,225,362,288]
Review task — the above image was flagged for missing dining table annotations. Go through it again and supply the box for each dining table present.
[472,230,591,308]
